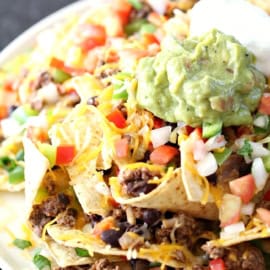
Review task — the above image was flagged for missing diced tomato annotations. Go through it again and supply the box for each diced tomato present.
[78,24,106,52]
[259,93,270,115]
[257,208,270,226]
[119,48,149,61]
[50,57,86,76]
[150,145,179,165]
[108,196,120,208]
[93,217,115,237]
[112,0,132,25]
[209,258,226,270]
[189,127,203,142]
[103,12,125,37]
[3,79,14,92]
[220,193,241,227]
[56,145,76,165]
[229,174,256,204]
[148,12,166,26]
[141,33,160,47]
[27,126,48,142]
[264,190,270,201]
[115,137,129,158]
[153,117,165,129]
[0,105,8,120]
[107,109,126,128]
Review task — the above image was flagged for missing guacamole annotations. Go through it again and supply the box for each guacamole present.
[136,29,266,126]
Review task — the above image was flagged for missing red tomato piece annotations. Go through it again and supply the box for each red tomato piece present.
[115,137,129,158]
[264,190,270,201]
[56,145,76,165]
[0,105,8,120]
[150,145,179,165]
[112,0,132,25]
[78,24,106,52]
[209,258,226,270]
[141,33,160,46]
[229,174,256,204]
[219,193,241,227]
[93,217,115,237]
[107,109,126,129]
[50,57,86,76]
[259,93,270,115]
[153,117,165,129]
[256,208,270,226]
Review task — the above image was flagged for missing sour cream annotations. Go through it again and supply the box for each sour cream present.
[189,0,270,76]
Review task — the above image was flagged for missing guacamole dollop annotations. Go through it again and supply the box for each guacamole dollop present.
[136,29,266,126]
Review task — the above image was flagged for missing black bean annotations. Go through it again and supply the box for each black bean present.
[142,209,161,226]
[100,229,124,247]
[130,259,150,270]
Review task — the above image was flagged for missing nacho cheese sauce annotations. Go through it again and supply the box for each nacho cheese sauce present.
[189,0,270,76]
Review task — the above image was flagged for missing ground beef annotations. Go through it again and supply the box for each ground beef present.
[155,212,204,250]
[28,204,52,236]
[56,266,90,270]
[119,168,160,197]
[129,3,152,20]
[206,243,265,270]
[90,259,119,270]
[29,193,70,236]
[57,208,77,228]
[111,206,127,221]
[130,259,150,270]
[216,153,251,189]
[32,71,52,90]
[84,213,103,225]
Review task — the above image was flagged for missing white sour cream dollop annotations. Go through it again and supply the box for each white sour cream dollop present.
[189,0,270,76]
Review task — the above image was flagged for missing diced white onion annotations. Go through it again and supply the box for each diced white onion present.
[195,152,217,176]
[205,134,227,151]
[37,83,59,104]
[147,0,167,14]
[95,182,110,196]
[26,114,48,128]
[224,221,245,234]
[193,140,208,161]
[1,118,22,137]
[250,142,270,158]
[220,222,245,239]
[241,202,255,216]
[151,126,172,148]
[252,157,269,191]
[254,115,269,128]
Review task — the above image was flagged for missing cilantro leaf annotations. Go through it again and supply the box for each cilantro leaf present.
[33,254,51,270]
[237,139,252,158]
[13,238,32,250]
[75,247,90,257]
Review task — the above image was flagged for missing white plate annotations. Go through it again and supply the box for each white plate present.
[0,1,101,269]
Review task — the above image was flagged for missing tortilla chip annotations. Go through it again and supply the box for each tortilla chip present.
[47,224,201,269]
[181,138,215,203]
[205,217,270,248]
[110,168,218,220]
[73,171,112,216]
[23,137,50,217]
[46,239,97,267]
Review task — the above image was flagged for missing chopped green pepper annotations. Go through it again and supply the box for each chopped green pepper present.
[11,105,38,125]
[128,0,143,10]
[33,253,51,270]
[51,68,71,83]
[214,148,232,165]
[75,247,90,257]
[0,156,16,172]
[8,166,25,184]
[202,119,223,138]
[13,238,32,249]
